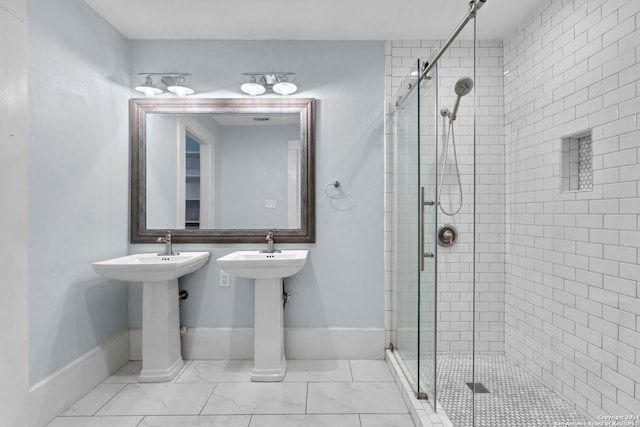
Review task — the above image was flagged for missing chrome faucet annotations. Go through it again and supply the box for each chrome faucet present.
[156,232,176,256]
[261,230,280,254]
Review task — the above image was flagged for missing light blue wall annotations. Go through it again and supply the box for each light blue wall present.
[26,26,385,384]
[129,41,386,329]
[216,124,298,229]
[28,0,131,385]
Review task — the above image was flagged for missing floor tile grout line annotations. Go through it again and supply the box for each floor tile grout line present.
[58,382,126,417]
[92,382,131,417]
[198,382,219,416]
[171,359,192,383]
[304,381,309,415]
[90,383,127,416]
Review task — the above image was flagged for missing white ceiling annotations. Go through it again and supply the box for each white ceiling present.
[83,0,547,41]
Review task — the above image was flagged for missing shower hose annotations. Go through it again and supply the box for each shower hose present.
[437,118,463,216]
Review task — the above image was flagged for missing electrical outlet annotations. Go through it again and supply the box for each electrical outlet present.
[220,270,230,287]
[265,199,277,208]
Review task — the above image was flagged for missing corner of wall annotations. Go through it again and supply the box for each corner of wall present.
[29,331,129,427]
[0,2,29,426]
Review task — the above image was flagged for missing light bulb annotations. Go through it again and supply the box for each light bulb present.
[273,81,297,96]
[166,75,194,96]
[167,85,194,96]
[241,82,266,96]
[135,76,162,96]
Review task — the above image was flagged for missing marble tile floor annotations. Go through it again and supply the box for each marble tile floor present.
[47,360,416,427]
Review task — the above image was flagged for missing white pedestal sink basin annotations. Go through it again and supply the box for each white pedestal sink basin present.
[217,250,308,382]
[93,252,210,382]
[92,252,211,282]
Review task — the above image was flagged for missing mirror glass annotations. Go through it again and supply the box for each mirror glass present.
[130,98,315,243]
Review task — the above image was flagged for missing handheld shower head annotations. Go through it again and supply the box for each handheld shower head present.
[450,77,474,120]
[455,77,474,96]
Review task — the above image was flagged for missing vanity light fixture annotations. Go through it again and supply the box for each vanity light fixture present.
[135,73,195,96]
[134,75,163,96]
[241,72,297,96]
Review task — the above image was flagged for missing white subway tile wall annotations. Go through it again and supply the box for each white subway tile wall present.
[385,0,640,420]
[504,0,640,419]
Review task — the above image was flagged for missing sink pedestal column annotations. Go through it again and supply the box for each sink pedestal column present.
[139,279,184,382]
[252,277,286,382]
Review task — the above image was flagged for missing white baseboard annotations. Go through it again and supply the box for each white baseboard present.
[130,327,386,360]
[29,331,130,427]
[285,328,385,359]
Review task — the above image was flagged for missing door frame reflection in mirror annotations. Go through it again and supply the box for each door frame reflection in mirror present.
[178,117,213,229]
[130,98,315,243]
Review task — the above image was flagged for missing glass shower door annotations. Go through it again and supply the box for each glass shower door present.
[395,60,438,405]
[418,71,438,404]
[395,66,421,395]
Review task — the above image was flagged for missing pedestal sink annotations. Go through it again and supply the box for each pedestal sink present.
[93,252,210,382]
[216,250,308,382]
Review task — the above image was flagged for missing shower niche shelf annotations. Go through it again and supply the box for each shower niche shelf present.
[560,130,593,193]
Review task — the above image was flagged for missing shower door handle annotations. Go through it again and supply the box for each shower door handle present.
[419,186,435,271]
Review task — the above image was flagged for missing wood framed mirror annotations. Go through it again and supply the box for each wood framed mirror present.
[130,98,315,243]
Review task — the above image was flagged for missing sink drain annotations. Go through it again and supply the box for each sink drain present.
[466,382,490,393]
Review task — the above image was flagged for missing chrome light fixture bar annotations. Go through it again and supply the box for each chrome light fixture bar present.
[135,73,194,96]
[241,72,297,96]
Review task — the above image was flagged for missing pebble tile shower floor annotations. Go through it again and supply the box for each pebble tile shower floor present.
[436,355,591,427]
[46,360,416,427]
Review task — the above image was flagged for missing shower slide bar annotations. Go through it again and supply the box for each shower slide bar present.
[419,0,486,81]
[392,0,486,109]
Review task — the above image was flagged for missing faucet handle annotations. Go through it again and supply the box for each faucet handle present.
[156,232,172,243]
[266,230,274,241]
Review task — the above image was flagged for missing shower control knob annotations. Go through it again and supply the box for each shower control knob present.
[438,224,458,247]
